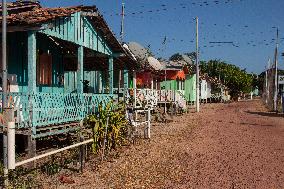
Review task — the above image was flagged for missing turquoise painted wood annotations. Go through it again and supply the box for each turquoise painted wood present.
[2,11,122,137]
[64,71,77,93]
[40,12,112,56]
[27,31,37,94]
[66,70,103,94]
[36,32,65,93]
[123,67,129,90]
[101,71,106,93]
[77,46,84,93]
[1,92,115,137]
[27,31,37,133]
[5,32,66,93]
[84,70,103,93]
[108,56,114,94]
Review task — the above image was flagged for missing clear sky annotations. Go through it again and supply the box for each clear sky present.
[37,0,284,73]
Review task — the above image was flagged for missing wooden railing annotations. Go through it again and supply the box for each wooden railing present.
[0,92,114,129]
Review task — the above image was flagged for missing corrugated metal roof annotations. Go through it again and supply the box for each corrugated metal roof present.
[127,41,162,71]
[128,42,148,61]
[160,60,188,71]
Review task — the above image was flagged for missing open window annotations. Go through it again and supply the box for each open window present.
[37,52,52,85]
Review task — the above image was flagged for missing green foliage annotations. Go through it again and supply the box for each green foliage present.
[84,101,128,154]
[184,52,196,62]
[200,60,254,97]
[169,52,196,62]
[169,53,183,61]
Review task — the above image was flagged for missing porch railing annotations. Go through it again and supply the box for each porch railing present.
[0,92,114,129]
[175,90,187,109]
[157,90,175,102]
[135,89,158,109]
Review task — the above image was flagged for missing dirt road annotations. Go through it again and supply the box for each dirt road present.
[50,100,284,188]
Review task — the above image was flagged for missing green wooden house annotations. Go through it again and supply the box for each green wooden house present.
[0,2,136,141]
[184,74,196,102]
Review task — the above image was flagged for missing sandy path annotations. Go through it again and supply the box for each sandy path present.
[49,100,284,189]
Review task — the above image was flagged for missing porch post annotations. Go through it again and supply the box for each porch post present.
[77,46,84,93]
[123,66,129,91]
[156,79,158,90]
[108,56,114,94]
[27,31,37,167]
[133,71,137,107]
[28,31,37,93]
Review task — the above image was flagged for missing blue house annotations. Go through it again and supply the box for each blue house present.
[0,1,137,153]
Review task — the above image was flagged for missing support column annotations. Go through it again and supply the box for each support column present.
[155,79,158,90]
[133,71,137,107]
[151,77,154,90]
[108,56,114,94]
[145,108,151,139]
[118,70,121,94]
[77,46,84,93]
[123,67,129,92]
[27,31,37,163]
[28,31,37,93]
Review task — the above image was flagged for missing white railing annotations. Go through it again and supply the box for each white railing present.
[157,90,175,102]
[135,89,158,109]
[131,89,187,110]
[175,90,187,110]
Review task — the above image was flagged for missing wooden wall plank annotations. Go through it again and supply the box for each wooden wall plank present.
[39,12,113,56]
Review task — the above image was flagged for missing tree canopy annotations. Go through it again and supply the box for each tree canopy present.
[169,53,183,61]
[200,60,254,97]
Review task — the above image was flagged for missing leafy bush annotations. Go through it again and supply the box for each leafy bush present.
[84,101,128,154]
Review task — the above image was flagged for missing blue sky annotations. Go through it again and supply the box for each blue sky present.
[38,0,284,73]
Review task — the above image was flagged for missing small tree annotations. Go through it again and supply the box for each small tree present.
[200,59,254,98]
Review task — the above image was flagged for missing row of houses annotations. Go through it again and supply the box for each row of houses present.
[0,1,228,157]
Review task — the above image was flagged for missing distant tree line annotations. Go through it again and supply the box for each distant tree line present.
[199,60,255,97]
[168,52,258,98]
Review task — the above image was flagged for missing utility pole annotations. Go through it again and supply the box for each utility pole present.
[120,2,125,43]
[164,69,167,113]
[265,58,270,105]
[274,28,279,112]
[118,2,125,97]
[195,17,200,112]
[2,0,9,187]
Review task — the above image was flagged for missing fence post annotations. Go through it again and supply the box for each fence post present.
[7,121,15,170]
[145,108,151,139]
[3,108,14,187]
[79,120,85,172]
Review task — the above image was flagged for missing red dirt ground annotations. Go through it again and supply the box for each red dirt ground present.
[45,100,284,188]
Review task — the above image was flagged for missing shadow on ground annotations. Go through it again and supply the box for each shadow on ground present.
[239,122,275,127]
[246,111,284,118]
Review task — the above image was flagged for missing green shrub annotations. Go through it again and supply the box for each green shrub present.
[85,101,128,154]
